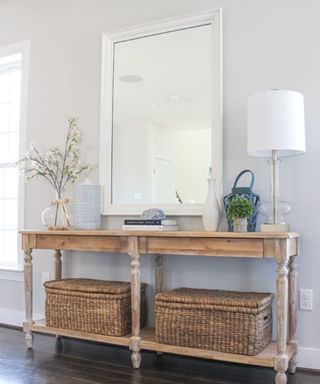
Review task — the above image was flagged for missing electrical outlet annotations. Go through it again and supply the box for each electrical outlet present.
[41,272,50,284]
[300,289,313,311]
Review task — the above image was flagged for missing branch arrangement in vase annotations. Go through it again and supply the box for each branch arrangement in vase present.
[17,117,91,229]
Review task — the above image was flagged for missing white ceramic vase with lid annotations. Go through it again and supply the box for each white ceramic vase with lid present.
[73,178,101,230]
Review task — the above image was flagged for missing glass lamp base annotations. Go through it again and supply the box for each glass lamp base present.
[259,200,291,225]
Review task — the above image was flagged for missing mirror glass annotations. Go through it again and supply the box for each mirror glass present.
[112,24,212,205]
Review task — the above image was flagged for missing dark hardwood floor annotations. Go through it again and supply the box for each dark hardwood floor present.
[0,327,319,384]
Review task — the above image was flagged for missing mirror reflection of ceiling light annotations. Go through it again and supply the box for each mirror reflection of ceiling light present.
[151,104,158,108]
[119,75,143,83]
[163,95,192,102]
[169,95,180,100]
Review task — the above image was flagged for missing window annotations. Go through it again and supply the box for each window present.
[0,41,29,270]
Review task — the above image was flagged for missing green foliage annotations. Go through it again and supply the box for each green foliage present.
[227,196,253,219]
[16,117,91,197]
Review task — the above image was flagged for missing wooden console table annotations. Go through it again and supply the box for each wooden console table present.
[21,230,299,384]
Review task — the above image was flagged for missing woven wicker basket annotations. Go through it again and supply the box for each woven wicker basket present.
[44,278,147,336]
[156,288,273,355]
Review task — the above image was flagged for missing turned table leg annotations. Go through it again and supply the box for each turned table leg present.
[23,249,34,349]
[54,249,63,342]
[155,255,163,294]
[288,254,298,373]
[155,255,164,356]
[274,240,289,384]
[129,236,141,368]
[54,249,62,280]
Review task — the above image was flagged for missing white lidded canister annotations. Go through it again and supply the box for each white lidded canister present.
[73,179,101,229]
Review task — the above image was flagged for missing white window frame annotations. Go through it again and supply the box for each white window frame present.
[0,40,29,278]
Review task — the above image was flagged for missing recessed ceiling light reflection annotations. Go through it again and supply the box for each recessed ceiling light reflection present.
[119,75,143,83]
[169,95,180,100]
[163,95,192,102]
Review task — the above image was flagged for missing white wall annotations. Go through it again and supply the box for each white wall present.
[0,0,319,369]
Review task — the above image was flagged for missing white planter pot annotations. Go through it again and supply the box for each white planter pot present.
[233,218,248,232]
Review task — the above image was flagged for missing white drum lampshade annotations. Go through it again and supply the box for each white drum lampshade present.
[247,90,305,157]
[247,89,306,231]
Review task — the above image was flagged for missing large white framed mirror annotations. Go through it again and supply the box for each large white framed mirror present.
[100,9,222,215]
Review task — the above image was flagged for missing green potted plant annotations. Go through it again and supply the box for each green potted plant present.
[227,196,254,232]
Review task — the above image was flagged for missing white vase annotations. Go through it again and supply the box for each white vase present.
[202,177,220,231]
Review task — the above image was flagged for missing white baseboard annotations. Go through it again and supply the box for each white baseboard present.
[0,269,23,281]
[0,307,319,370]
[0,308,43,327]
[298,347,320,370]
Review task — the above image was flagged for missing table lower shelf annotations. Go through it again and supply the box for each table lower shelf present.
[31,321,296,368]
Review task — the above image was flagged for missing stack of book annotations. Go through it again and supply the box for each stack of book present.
[122,219,179,231]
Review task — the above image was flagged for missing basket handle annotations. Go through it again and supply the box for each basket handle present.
[232,169,255,190]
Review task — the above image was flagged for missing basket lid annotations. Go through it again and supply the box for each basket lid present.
[44,278,146,294]
[156,288,273,309]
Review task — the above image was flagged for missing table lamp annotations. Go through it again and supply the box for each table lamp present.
[247,89,305,232]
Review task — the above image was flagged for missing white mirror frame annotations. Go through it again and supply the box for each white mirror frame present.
[99,9,222,216]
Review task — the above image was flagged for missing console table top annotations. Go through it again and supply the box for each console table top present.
[20,229,300,239]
